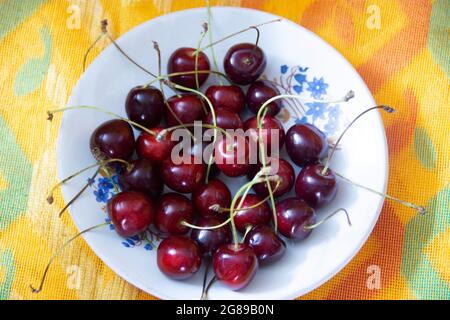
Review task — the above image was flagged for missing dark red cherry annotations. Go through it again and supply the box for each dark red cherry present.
[275,197,316,240]
[285,123,328,167]
[234,194,271,232]
[165,94,205,127]
[161,156,205,193]
[192,179,232,218]
[90,119,135,161]
[107,191,154,237]
[244,115,285,155]
[205,85,245,114]
[157,235,201,280]
[246,80,281,116]
[295,164,338,209]
[223,43,266,85]
[125,85,164,128]
[214,135,250,177]
[167,47,210,89]
[213,243,258,290]
[205,107,243,130]
[155,193,194,235]
[247,158,295,198]
[244,225,286,264]
[136,128,176,164]
[191,216,231,256]
[118,158,163,200]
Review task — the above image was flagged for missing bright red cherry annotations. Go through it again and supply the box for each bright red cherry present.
[136,128,176,164]
[118,158,163,200]
[191,216,231,256]
[223,43,266,85]
[285,123,328,167]
[167,47,210,89]
[247,158,295,198]
[157,236,201,280]
[233,194,271,232]
[214,135,250,177]
[244,115,285,155]
[192,179,232,218]
[213,243,258,291]
[107,191,154,237]
[244,225,286,264]
[205,85,245,114]
[90,119,135,161]
[275,197,316,240]
[161,156,205,193]
[165,94,205,127]
[246,80,281,116]
[295,164,338,209]
[155,193,194,235]
[205,107,243,130]
[125,85,164,128]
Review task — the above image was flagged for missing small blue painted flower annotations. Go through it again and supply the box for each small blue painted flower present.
[305,102,328,122]
[295,116,309,125]
[307,77,329,99]
[280,65,288,74]
[94,188,110,203]
[98,177,114,190]
[294,73,307,84]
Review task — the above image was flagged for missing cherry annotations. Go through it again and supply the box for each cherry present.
[223,43,266,85]
[244,115,285,154]
[275,197,316,240]
[205,107,243,130]
[167,47,210,89]
[165,94,205,127]
[161,156,205,193]
[107,191,154,237]
[205,85,245,114]
[125,85,164,128]
[285,123,328,167]
[155,193,194,235]
[90,119,135,161]
[118,158,163,200]
[295,164,338,209]
[157,235,201,280]
[234,194,271,232]
[214,135,250,177]
[192,179,232,218]
[246,80,281,116]
[213,243,258,290]
[244,225,286,264]
[190,216,231,256]
[136,128,176,163]
[247,158,295,198]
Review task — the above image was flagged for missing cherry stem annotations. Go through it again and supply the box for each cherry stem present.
[199,18,282,52]
[47,158,130,204]
[250,26,260,53]
[201,276,217,300]
[333,170,426,215]
[241,225,253,243]
[157,122,231,141]
[47,106,157,137]
[145,70,230,88]
[200,258,211,300]
[206,0,223,85]
[30,222,109,293]
[321,105,395,175]
[304,208,351,230]
[83,33,104,72]
[195,23,208,92]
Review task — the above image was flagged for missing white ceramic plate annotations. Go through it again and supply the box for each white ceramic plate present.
[59,7,388,300]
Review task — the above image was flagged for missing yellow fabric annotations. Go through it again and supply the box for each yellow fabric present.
[0,0,448,300]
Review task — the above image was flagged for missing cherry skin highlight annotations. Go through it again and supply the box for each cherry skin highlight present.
[275,197,316,240]
[285,123,328,167]
[125,85,164,128]
[167,47,210,89]
[246,80,282,116]
[295,164,338,209]
[90,119,135,161]
[161,156,205,193]
[233,194,271,232]
[155,193,195,235]
[136,128,176,164]
[107,191,154,237]
[213,243,258,291]
[118,158,163,200]
[205,85,245,114]
[157,235,201,280]
[191,216,231,256]
[223,43,266,85]
[192,179,232,218]
[205,107,243,130]
[245,225,286,264]
[165,94,205,127]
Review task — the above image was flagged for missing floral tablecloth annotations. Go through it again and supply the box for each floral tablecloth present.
[0,0,448,300]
